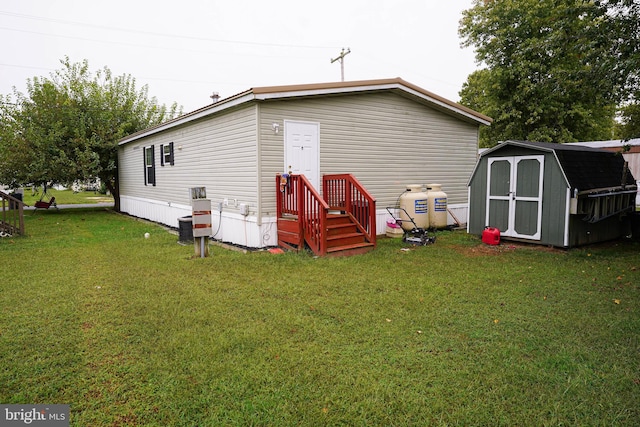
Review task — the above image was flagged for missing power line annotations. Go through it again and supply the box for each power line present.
[0,10,340,50]
[0,24,339,62]
[0,63,54,73]
[0,100,179,116]
[0,63,246,89]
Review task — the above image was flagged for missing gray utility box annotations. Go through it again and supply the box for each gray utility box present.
[192,199,212,237]
[189,186,213,238]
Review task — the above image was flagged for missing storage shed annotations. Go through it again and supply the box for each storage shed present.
[467,140,637,247]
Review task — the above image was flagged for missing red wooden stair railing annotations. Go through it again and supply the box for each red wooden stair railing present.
[276,173,376,256]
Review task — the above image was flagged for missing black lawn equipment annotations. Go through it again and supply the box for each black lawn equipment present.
[386,207,436,245]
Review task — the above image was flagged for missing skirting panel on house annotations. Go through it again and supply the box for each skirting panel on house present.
[120,195,279,248]
[120,196,469,250]
[120,196,192,228]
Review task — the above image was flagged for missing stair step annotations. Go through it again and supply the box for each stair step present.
[326,223,358,235]
[326,214,352,225]
[326,242,375,257]
[327,232,367,247]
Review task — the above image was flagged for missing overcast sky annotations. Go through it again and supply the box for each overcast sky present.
[1,0,479,113]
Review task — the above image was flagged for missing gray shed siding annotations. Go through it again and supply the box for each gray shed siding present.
[119,105,258,213]
[539,152,569,247]
[469,145,569,247]
[467,160,488,235]
[257,92,479,214]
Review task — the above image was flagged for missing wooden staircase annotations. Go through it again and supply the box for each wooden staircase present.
[276,174,376,257]
[325,214,374,256]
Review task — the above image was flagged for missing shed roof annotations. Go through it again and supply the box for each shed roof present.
[119,78,492,145]
[481,140,636,192]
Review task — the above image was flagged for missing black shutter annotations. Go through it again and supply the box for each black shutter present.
[169,142,175,166]
[150,145,156,186]
[160,144,165,166]
[143,148,147,185]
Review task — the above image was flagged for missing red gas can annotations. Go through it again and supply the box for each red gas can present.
[482,227,501,245]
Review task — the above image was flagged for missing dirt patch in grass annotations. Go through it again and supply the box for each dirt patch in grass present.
[455,243,516,257]
[454,241,564,257]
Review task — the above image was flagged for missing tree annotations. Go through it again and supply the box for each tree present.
[458,0,637,147]
[603,0,640,140]
[0,57,180,210]
[598,0,640,100]
[616,103,640,139]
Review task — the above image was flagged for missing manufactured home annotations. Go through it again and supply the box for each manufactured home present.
[118,78,491,253]
[468,140,637,247]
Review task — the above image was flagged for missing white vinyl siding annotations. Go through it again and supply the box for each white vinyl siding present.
[118,86,482,245]
[258,92,478,214]
[119,105,258,211]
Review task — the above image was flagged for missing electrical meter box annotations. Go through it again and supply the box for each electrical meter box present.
[190,187,212,238]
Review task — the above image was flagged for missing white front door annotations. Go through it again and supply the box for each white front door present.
[486,155,544,240]
[284,120,320,189]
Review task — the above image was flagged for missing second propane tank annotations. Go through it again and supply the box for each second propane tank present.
[399,185,429,231]
[427,184,448,229]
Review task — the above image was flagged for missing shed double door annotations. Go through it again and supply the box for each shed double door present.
[486,156,544,240]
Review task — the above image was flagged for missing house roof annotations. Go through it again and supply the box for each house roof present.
[480,140,636,192]
[568,138,640,154]
[119,78,492,145]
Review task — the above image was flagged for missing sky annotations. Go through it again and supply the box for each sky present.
[1,0,480,113]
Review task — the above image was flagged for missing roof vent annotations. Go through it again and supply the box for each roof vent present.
[210,92,220,103]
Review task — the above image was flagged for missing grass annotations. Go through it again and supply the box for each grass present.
[1,208,639,426]
[19,187,114,205]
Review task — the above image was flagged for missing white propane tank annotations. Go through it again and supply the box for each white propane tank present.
[399,185,429,231]
[427,183,448,229]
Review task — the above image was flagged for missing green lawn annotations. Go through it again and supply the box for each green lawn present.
[19,187,114,206]
[1,208,639,426]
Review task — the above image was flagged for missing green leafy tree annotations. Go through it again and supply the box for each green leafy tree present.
[599,0,640,100]
[0,57,180,210]
[458,0,637,147]
[616,103,640,139]
[604,0,640,140]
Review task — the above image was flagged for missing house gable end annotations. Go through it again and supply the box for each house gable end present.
[119,78,491,147]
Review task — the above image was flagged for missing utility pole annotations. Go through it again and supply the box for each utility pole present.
[331,48,351,82]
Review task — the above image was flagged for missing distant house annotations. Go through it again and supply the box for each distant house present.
[118,78,491,250]
[468,141,637,247]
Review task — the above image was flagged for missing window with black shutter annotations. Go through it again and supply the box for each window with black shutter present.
[144,145,156,185]
[160,142,174,166]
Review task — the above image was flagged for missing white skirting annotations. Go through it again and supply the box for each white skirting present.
[120,195,469,249]
[120,195,279,248]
